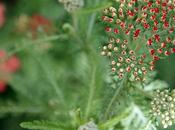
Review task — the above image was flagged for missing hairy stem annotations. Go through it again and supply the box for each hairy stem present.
[86,13,97,40]
[86,0,100,40]
[100,108,130,129]
[8,34,67,57]
[104,75,128,120]
[84,0,100,120]
[85,66,97,120]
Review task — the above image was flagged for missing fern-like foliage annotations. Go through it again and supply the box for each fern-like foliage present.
[121,104,156,130]
[20,120,69,130]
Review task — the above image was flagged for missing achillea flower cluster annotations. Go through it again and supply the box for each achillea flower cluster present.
[58,0,84,12]
[0,50,20,93]
[150,89,175,128]
[100,0,175,81]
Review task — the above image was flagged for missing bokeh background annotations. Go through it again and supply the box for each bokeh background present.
[0,0,174,130]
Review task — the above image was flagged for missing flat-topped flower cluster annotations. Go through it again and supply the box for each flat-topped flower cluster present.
[100,0,175,81]
[151,89,175,128]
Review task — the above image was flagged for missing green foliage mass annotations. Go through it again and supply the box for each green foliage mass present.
[0,0,175,130]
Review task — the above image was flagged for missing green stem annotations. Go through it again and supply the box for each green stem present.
[86,13,96,40]
[100,108,130,129]
[8,34,67,57]
[0,35,67,64]
[84,0,100,120]
[86,0,100,40]
[104,75,128,120]
[85,66,97,120]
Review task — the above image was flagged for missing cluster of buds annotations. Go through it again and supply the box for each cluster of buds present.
[100,0,175,81]
[150,89,175,128]
[58,0,84,12]
[78,121,98,130]
[101,37,152,81]
[0,50,20,93]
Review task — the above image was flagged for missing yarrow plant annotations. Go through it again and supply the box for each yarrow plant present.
[4,0,174,130]
[99,0,175,129]
[100,0,175,81]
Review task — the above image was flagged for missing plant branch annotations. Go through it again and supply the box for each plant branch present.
[100,108,130,130]
[8,34,67,57]
[85,66,97,120]
[104,75,128,120]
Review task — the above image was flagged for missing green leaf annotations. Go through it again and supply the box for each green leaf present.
[121,104,156,130]
[20,120,65,130]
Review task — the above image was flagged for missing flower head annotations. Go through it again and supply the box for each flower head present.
[100,0,175,81]
[150,89,175,128]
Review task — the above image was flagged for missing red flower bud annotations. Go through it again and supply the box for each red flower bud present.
[153,56,159,61]
[114,28,119,34]
[164,51,170,56]
[143,23,150,29]
[157,48,163,54]
[162,2,167,7]
[153,26,158,32]
[147,39,153,46]
[154,21,158,26]
[164,21,169,28]
[154,34,160,42]
[150,49,155,55]
[161,42,166,48]
[105,27,111,32]
[171,48,175,53]
[134,29,141,37]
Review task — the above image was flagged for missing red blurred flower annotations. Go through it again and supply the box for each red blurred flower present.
[0,3,5,27]
[29,14,53,38]
[0,50,20,93]
[0,80,6,93]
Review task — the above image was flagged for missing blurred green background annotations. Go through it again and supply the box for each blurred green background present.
[0,0,174,130]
